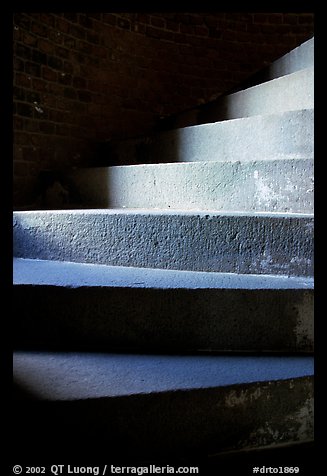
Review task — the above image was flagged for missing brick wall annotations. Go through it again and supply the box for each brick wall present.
[13,12,314,208]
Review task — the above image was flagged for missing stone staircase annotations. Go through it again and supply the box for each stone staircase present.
[13,37,314,463]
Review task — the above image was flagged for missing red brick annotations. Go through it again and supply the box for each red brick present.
[13,116,24,130]
[56,124,69,135]
[117,18,131,30]
[103,14,117,25]
[88,103,103,115]
[15,131,31,145]
[15,43,32,60]
[88,13,102,21]
[23,32,38,47]
[222,30,236,41]
[48,56,63,70]
[252,13,269,24]
[180,24,194,35]
[38,39,54,54]
[39,121,56,133]
[77,40,93,55]
[186,36,206,47]
[136,14,149,24]
[87,31,100,44]
[283,14,298,25]
[41,95,56,108]
[13,144,24,161]
[23,146,39,163]
[48,83,64,96]
[268,14,283,24]
[195,25,209,36]
[187,15,205,26]
[58,73,72,85]
[64,36,76,49]
[150,16,165,28]
[63,13,78,23]
[69,25,86,40]
[79,14,93,29]
[173,33,190,45]
[56,17,70,33]
[55,46,71,59]
[24,119,40,132]
[298,14,314,24]
[236,31,253,43]
[246,23,262,34]
[133,23,146,34]
[49,109,68,122]
[92,45,107,58]
[42,66,58,82]
[146,26,162,39]
[166,20,180,32]
[31,21,48,37]
[13,26,22,42]
[15,72,32,87]
[16,102,33,118]
[63,61,75,74]
[73,76,87,89]
[204,16,218,28]
[14,57,25,72]
[14,13,31,31]
[14,161,30,176]
[39,13,55,27]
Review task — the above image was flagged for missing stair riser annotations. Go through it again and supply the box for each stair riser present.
[13,376,313,458]
[109,109,313,167]
[13,285,313,352]
[13,211,314,276]
[68,159,314,213]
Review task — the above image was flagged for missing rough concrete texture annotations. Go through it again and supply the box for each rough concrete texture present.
[13,258,314,352]
[13,210,314,276]
[67,158,314,213]
[13,352,313,457]
[198,67,314,123]
[108,109,313,166]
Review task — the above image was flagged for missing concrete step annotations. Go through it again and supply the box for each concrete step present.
[95,108,313,168]
[13,258,314,352]
[66,158,314,213]
[232,37,314,92]
[158,66,314,130]
[13,210,314,276]
[198,67,313,124]
[13,351,314,458]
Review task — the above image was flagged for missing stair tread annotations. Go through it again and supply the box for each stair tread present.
[236,65,313,94]
[13,351,313,401]
[14,258,314,290]
[15,208,314,218]
[177,108,314,133]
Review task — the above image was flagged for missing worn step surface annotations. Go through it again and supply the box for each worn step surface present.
[13,210,314,276]
[13,352,314,458]
[67,158,314,213]
[13,258,314,352]
[106,109,313,168]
